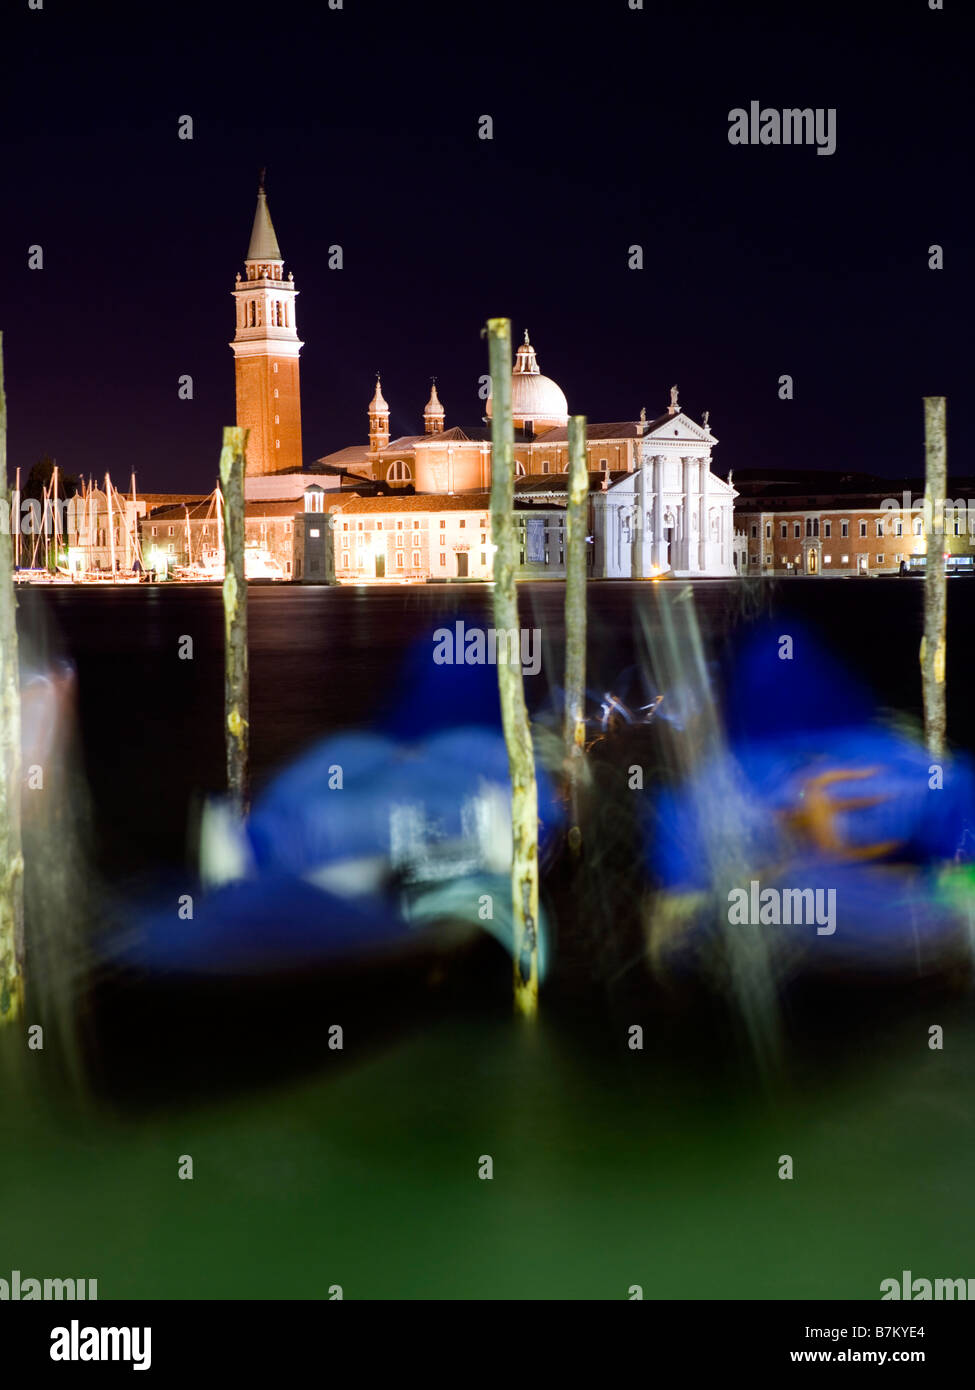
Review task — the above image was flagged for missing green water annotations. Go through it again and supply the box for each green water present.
[3,1006,972,1300]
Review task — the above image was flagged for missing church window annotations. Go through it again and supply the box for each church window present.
[388,461,412,483]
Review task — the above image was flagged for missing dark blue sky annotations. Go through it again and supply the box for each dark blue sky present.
[1,0,968,493]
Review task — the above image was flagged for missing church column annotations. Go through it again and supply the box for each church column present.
[681,455,694,571]
[698,455,709,572]
[632,459,646,578]
[653,455,665,569]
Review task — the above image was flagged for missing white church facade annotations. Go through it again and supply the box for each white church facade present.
[592,410,737,578]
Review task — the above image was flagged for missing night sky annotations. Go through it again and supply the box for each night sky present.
[1,0,968,494]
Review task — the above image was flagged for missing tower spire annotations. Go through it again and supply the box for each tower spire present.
[369,375,390,452]
[247,172,282,263]
[424,377,445,434]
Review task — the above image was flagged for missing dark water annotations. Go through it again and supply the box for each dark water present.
[4,579,975,1299]
[16,577,968,880]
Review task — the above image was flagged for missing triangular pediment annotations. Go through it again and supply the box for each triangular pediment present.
[645,411,717,445]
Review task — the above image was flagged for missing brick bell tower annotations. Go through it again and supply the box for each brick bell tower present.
[230,172,303,476]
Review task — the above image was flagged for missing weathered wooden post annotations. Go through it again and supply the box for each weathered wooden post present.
[0,332,25,1026]
[563,414,588,852]
[487,317,539,1019]
[219,427,250,816]
[921,397,947,759]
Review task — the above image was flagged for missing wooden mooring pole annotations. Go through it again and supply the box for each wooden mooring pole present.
[487,317,539,1019]
[0,332,25,1026]
[563,414,588,852]
[921,397,947,760]
[219,427,250,816]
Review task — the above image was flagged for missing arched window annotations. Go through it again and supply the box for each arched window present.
[515,461,526,477]
[913,517,923,536]
[248,302,256,327]
[388,461,412,483]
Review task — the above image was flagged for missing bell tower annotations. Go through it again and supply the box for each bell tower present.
[230,173,303,476]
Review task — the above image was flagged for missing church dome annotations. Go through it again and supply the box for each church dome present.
[486,331,568,428]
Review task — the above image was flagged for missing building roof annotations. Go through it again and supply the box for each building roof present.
[140,493,210,513]
[382,435,427,452]
[730,469,975,513]
[313,446,374,468]
[328,493,492,514]
[144,502,216,523]
[144,501,300,523]
[414,426,489,446]
[529,420,651,444]
[515,470,629,495]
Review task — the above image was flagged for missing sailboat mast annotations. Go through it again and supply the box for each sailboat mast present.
[105,473,116,575]
[13,466,20,570]
[215,483,224,564]
[51,462,60,568]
